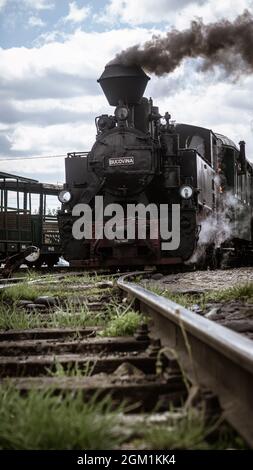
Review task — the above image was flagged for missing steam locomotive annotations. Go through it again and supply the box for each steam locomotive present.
[58,64,253,268]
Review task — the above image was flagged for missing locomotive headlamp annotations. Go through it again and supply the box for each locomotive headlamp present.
[179,185,193,199]
[58,190,71,204]
[115,105,129,121]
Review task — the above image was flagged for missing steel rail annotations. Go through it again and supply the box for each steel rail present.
[117,273,253,447]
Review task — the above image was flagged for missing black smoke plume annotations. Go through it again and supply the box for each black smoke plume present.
[112,11,253,76]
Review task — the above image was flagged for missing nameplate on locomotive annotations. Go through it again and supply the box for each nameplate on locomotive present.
[109,156,135,166]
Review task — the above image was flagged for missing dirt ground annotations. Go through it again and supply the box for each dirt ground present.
[148,267,253,294]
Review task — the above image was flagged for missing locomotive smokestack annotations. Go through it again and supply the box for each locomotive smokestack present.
[97,64,150,106]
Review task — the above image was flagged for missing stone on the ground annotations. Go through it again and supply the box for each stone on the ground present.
[191,304,202,313]
[113,362,145,377]
[205,308,221,320]
[25,303,47,311]
[16,300,31,307]
[35,296,57,306]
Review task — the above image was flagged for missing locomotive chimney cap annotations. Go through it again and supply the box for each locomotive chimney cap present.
[98,63,150,106]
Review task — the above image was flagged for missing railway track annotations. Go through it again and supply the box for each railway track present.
[118,273,253,447]
[0,271,251,449]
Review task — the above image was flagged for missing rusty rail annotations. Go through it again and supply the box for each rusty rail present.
[117,273,253,447]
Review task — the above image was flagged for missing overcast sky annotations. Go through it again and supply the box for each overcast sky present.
[0,0,253,183]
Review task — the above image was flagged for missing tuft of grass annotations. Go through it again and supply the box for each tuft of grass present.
[60,272,113,284]
[46,360,95,377]
[0,280,134,333]
[0,284,40,302]
[0,386,123,450]
[148,285,197,309]
[203,282,253,304]
[50,301,107,329]
[0,273,115,304]
[100,310,144,337]
[0,300,108,331]
[24,270,44,282]
[139,408,245,450]
[0,303,42,330]
[141,409,210,449]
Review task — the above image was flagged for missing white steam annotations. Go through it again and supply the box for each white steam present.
[188,190,250,264]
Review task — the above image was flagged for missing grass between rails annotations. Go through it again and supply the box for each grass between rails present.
[148,282,253,312]
[47,360,95,377]
[0,283,40,302]
[0,282,114,303]
[0,273,118,330]
[57,273,115,284]
[0,386,123,450]
[0,269,115,302]
[23,270,113,283]
[0,302,107,330]
[98,299,147,337]
[0,296,144,334]
[0,304,42,330]
[99,310,145,337]
[0,386,245,450]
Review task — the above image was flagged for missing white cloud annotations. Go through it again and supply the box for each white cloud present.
[98,0,193,24]
[28,15,45,27]
[98,0,252,26]
[13,95,106,115]
[23,0,54,10]
[0,121,95,182]
[0,0,7,11]
[0,27,158,81]
[64,1,90,23]
[34,30,69,45]
[0,155,66,183]
[8,122,94,153]
[0,0,54,13]
[173,0,253,29]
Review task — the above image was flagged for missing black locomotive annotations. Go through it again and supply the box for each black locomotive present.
[58,64,253,268]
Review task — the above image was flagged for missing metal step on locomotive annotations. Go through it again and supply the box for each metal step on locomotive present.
[58,64,253,269]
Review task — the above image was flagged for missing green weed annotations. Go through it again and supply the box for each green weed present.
[0,303,41,330]
[140,408,245,450]
[46,360,95,377]
[100,310,144,337]
[0,386,123,450]
[0,284,40,302]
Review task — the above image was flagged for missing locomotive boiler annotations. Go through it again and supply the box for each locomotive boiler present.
[58,64,253,268]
